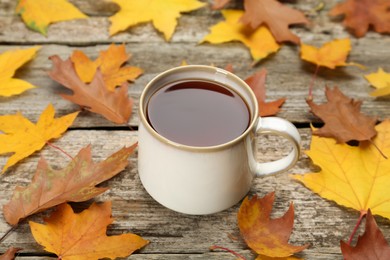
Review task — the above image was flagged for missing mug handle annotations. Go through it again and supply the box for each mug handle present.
[250,117,301,176]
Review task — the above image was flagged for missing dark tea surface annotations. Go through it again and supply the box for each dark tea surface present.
[146,80,250,146]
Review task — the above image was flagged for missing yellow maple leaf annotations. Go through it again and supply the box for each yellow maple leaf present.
[201,10,280,63]
[300,38,363,69]
[71,44,143,91]
[0,104,79,173]
[16,0,87,36]
[0,46,41,97]
[291,120,390,220]
[30,202,149,260]
[109,0,206,40]
[365,68,390,97]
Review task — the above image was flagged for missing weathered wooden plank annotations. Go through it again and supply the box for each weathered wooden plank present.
[1,129,389,259]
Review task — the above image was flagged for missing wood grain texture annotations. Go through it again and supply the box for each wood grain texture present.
[1,0,390,259]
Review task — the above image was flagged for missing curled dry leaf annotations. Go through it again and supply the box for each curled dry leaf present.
[48,55,132,124]
[240,0,309,44]
[0,247,22,260]
[3,144,137,226]
[306,86,377,143]
[30,202,149,260]
[0,104,78,173]
[16,0,87,36]
[291,120,390,220]
[202,10,280,62]
[329,0,390,38]
[238,192,309,258]
[109,0,206,40]
[340,210,390,259]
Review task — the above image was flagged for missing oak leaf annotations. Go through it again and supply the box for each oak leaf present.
[16,0,87,36]
[0,247,22,260]
[365,68,390,97]
[238,192,309,258]
[306,86,377,143]
[0,104,78,173]
[245,68,286,117]
[48,55,132,124]
[109,0,206,40]
[202,10,280,62]
[0,46,40,97]
[300,38,361,69]
[30,202,149,260]
[340,210,390,259]
[3,144,136,226]
[240,0,309,44]
[291,120,390,220]
[71,44,143,91]
[329,0,390,38]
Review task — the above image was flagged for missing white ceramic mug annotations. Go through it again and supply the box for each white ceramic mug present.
[138,65,300,215]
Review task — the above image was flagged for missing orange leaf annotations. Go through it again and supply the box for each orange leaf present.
[306,86,377,143]
[300,38,362,69]
[48,55,132,124]
[340,210,390,259]
[71,44,143,91]
[238,192,309,258]
[329,0,390,38]
[30,202,149,260]
[240,0,309,44]
[3,144,136,226]
[0,247,22,260]
[0,104,78,173]
[245,68,286,117]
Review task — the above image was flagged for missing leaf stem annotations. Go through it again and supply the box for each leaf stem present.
[210,245,246,260]
[308,65,320,100]
[348,211,367,245]
[46,142,73,160]
[0,226,16,244]
[369,139,388,159]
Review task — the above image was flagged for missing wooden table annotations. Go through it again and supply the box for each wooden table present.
[1,0,390,259]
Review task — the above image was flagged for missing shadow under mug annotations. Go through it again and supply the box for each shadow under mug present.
[138,65,301,215]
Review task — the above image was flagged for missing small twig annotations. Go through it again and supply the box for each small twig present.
[210,245,247,260]
[0,226,17,244]
[348,211,367,245]
[46,142,73,160]
[308,65,320,100]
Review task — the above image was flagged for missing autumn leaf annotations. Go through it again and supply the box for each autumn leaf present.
[340,210,390,259]
[48,55,132,124]
[238,192,309,258]
[365,68,390,97]
[0,104,78,173]
[291,120,390,220]
[30,202,149,260]
[71,44,143,91]
[240,0,309,44]
[245,68,286,117]
[109,0,206,40]
[202,10,280,62]
[16,0,87,36]
[211,0,230,10]
[0,46,40,97]
[307,86,377,143]
[329,0,390,38]
[0,247,22,260]
[3,144,136,226]
[300,38,363,69]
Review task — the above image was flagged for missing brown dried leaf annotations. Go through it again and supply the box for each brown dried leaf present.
[307,86,377,143]
[0,247,22,260]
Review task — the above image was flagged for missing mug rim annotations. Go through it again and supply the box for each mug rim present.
[138,65,259,152]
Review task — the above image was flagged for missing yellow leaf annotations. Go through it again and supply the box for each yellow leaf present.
[291,120,390,220]
[109,0,206,40]
[0,104,79,173]
[0,46,40,97]
[365,68,390,97]
[300,38,363,69]
[201,10,280,62]
[30,202,149,260]
[71,44,143,91]
[16,0,87,36]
